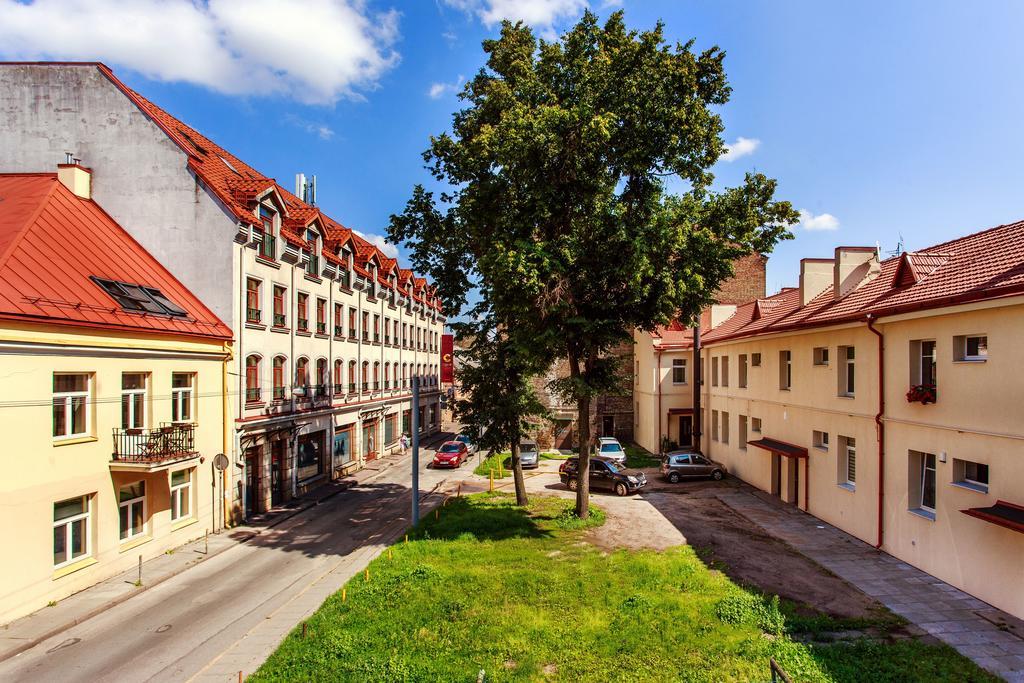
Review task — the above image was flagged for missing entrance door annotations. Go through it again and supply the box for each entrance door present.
[244,448,260,515]
[363,421,378,461]
[601,415,614,437]
[787,457,800,505]
[678,416,693,448]
[771,454,782,497]
[270,441,284,507]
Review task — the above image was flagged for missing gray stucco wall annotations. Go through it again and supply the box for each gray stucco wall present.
[0,64,235,325]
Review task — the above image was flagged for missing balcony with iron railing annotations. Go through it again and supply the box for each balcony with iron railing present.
[349,327,357,338]
[273,386,286,401]
[349,382,357,394]
[333,383,345,395]
[245,387,262,403]
[297,318,309,333]
[316,321,327,335]
[111,423,198,470]
[335,325,344,337]
[273,312,286,327]
[362,381,369,392]
[246,307,261,324]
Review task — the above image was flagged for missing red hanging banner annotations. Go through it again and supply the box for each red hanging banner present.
[441,334,454,383]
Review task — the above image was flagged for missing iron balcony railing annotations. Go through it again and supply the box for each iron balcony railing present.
[273,313,286,327]
[273,386,286,400]
[349,327,357,338]
[362,381,369,392]
[245,387,261,402]
[316,322,327,334]
[246,307,261,324]
[334,325,343,337]
[349,382,356,393]
[297,319,309,332]
[333,383,345,395]
[112,423,196,463]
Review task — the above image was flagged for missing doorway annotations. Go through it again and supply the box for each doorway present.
[602,415,615,437]
[786,457,800,505]
[677,415,693,448]
[363,421,378,461]
[244,447,261,516]
[771,454,781,497]
[270,440,284,507]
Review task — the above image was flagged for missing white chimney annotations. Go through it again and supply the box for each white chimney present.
[833,247,881,300]
[57,158,91,200]
[799,258,834,305]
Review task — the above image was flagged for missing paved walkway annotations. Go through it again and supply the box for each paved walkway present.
[717,488,1024,683]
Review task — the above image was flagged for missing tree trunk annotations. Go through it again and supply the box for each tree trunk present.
[575,393,592,518]
[510,440,528,506]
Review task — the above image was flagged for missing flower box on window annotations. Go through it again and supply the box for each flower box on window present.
[906,384,937,404]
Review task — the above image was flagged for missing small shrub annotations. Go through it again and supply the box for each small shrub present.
[716,592,785,635]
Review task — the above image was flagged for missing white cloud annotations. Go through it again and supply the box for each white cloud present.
[721,136,760,162]
[0,0,401,105]
[427,75,464,99]
[285,114,335,140]
[354,229,399,259]
[444,0,587,33]
[797,209,840,231]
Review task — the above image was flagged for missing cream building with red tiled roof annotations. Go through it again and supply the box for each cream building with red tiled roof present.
[0,63,445,523]
[698,223,1024,619]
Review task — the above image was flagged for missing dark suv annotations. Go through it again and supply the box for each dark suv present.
[559,456,647,496]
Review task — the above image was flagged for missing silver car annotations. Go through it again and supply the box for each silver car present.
[454,434,476,455]
[595,437,627,464]
[519,441,540,469]
[661,451,725,482]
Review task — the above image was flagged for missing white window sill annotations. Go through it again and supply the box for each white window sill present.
[952,481,989,494]
[837,482,855,492]
[814,446,828,452]
[837,394,855,400]
[908,507,936,522]
[671,382,688,386]
[953,359,986,364]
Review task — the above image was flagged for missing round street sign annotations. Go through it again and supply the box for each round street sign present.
[213,453,230,471]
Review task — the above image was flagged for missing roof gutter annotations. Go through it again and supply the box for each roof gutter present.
[866,313,885,549]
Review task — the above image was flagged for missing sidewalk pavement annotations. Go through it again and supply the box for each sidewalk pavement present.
[716,487,1024,683]
[0,431,453,666]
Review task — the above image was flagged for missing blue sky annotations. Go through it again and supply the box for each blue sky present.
[3,0,1023,296]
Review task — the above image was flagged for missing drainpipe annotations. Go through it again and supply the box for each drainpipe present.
[867,314,885,549]
[656,349,663,455]
[692,325,702,454]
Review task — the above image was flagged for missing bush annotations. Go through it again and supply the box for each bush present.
[716,592,785,635]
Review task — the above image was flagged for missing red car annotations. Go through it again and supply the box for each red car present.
[431,441,468,468]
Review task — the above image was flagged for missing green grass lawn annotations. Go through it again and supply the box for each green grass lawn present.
[623,443,661,468]
[251,493,994,683]
[473,450,568,478]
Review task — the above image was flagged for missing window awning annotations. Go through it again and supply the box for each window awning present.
[668,408,694,416]
[961,500,1024,534]
[747,437,808,459]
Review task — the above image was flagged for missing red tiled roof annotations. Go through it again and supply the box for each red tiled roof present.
[0,174,232,340]
[703,220,1024,344]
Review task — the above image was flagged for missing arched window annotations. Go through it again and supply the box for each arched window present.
[273,356,286,400]
[361,361,369,391]
[245,355,261,402]
[373,361,380,390]
[384,362,391,389]
[315,358,327,396]
[402,363,408,388]
[334,359,343,393]
[295,357,309,389]
[349,360,357,392]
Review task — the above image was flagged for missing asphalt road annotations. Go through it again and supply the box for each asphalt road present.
[0,437,467,683]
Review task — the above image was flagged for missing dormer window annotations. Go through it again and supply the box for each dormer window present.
[256,205,277,260]
[338,248,352,288]
[304,227,320,276]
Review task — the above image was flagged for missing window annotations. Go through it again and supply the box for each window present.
[170,469,192,521]
[121,373,147,429]
[751,417,762,433]
[954,334,988,362]
[813,347,829,366]
[779,350,792,390]
[374,314,380,342]
[721,357,729,387]
[297,293,309,332]
[362,312,370,341]
[245,278,262,324]
[53,373,90,439]
[721,411,730,444]
[272,285,287,327]
[339,251,351,288]
[813,430,829,451]
[171,373,194,422]
[711,357,719,387]
[838,436,856,488]
[738,354,748,388]
[118,481,146,541]
[92,278,188,317]
[273,356,286,400]
[295,357,309,389]
[245,356,261,402]
[349,307,357,338]
[671,359,687,385]
[53,495,90,567]
[316,298,327,334]
[911,339,937,388]
[953,459,989,493]
[315,358,328,395]
[361,361,369,391]
[711,410,719,441]
[373,361,380,390]
[751,353,762,367]
[257,205,276,260]
[839,346,855,397]
[909,450,937,517]
[738,415,747,449]
[305,228,320,276]
[349,360,357,393]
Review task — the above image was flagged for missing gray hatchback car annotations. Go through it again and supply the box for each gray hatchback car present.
[519,441,540,469]
[661,451,725,483]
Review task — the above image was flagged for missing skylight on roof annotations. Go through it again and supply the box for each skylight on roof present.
[219,155,240,175]
[92,278,189,318]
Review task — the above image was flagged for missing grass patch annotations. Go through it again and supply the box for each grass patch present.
[473,450,568,478]
[252,493,997,683]
[624,443,661,468]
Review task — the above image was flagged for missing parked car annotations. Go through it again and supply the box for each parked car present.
[519,441,539,469]
[559,456,647,496]
[431,441,469,468]
[454,434,476,455]
[594,437,627,464]
[661,451,725,482]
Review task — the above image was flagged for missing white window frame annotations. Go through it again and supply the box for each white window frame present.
[840,345,855,397]
[53,373,91,440]
[813,430,829,451]
[840,436,856,488]
[955,334,988,362]
[121,373,148,430]
[171,373,195,423]
[738,354,748,388]
[919,452,937,513]
[118,481,147,541]
[751,417,762,433]
[780,350,792,390]
[671,358,687,385]
[53,495,91,568]
[170,469,193,522]
[953,458,989,493]
[813,347,830,366]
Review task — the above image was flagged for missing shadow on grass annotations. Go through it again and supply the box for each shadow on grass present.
[413,495,553,542]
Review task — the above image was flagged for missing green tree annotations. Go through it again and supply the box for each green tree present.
[453,322,548,505]
[390,11,798,517]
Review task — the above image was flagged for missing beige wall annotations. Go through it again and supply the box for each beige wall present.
[632,330,694,453]
[700,297,1024,619]
[0,322,228,623]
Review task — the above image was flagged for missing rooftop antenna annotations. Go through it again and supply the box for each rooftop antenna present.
[64,152,74,164]
[309,175,317,206]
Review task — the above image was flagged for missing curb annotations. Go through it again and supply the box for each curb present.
[0,432,455,664]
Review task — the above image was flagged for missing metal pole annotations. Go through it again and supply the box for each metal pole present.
[411,375,420,525]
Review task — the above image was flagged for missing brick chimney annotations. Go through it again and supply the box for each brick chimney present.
[833,247,880,300]
[799,258,834,305]
[57,156,91,199]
